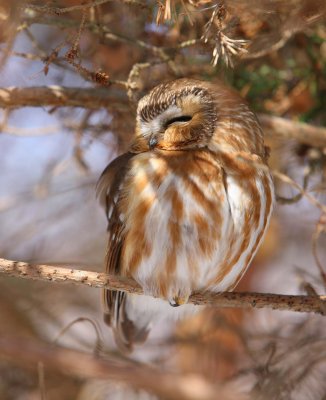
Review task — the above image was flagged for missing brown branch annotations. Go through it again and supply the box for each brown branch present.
[0,86,128,109]
[258,114,326,148]
[21,15,200,67]
[25,0,147,14]
[0,335,240,400]
[0,258,325,315]
[273,170,326,213]
[1,86,326,148]
[23,15,170,58]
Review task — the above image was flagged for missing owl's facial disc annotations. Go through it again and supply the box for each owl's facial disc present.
[134,84,217,152]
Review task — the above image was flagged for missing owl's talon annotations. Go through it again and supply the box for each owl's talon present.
[169,296,187,307]
[169,300,180,307]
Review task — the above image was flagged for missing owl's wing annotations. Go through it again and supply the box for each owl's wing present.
[96,152,149,352]
[97,152,132,276]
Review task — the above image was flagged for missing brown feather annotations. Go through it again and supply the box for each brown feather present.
[98,78,274,352]
[97,152,149,352]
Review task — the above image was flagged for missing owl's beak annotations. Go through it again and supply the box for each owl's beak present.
[148,135,158,150]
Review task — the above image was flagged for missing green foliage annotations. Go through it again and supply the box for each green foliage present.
[228,28,326,125]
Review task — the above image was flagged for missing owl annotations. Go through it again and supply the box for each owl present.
[97,78,274,352]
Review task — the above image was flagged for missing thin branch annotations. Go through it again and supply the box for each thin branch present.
[22,15,198,59]
[25,0,148,14]
[243,5,326,61]
[273,170,326,213]
[0,86,128,109]
[1,124,60,136]
[0,258,325,315]
[37,362,46,400]
[22,15,167,57]
[258,114,326,148]
[244,28,295,61]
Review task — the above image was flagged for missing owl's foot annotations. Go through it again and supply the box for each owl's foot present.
[169,295,188,307]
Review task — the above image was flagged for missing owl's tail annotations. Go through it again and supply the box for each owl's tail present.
[103,290,151,353]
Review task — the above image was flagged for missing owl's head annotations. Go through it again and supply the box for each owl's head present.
[132,79,217,152]
[132,78,265,156]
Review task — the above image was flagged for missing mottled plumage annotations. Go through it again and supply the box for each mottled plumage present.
[97,78,274,352]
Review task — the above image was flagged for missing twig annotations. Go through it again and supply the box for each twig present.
[20,14,200,76]
[0,258,325,315]
[25,0,147,14]
[22,15,197,60]
[0,124,60,136]
[312,214,326,288]
[37,362,46,400]
[273,170,326,213]
[243,7,326,61]
[0,335,239,400]
[72,109,94,172]
[52,317,104,355]
[5,51,44,61]
[244,29,295,60]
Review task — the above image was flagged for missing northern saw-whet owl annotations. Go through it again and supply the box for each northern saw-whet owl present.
[97,78,274,352]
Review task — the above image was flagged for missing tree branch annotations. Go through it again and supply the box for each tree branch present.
[25,0,147,14]
[0,86,128,109]
[258,114,326,148]
[1,86,326,148]
[1,258,325,315]
[0,335,239,400]
[23,15,171,58]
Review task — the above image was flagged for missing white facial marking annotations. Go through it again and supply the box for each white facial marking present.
[139,105,182,137]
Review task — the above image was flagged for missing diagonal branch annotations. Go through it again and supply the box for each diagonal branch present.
[0,258,325,315]
[0,335,240,400]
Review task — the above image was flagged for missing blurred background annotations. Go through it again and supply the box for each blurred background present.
[0,1,325,399]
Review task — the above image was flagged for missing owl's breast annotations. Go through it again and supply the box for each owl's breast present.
[118,150,274,304]
[119,150,233,303]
